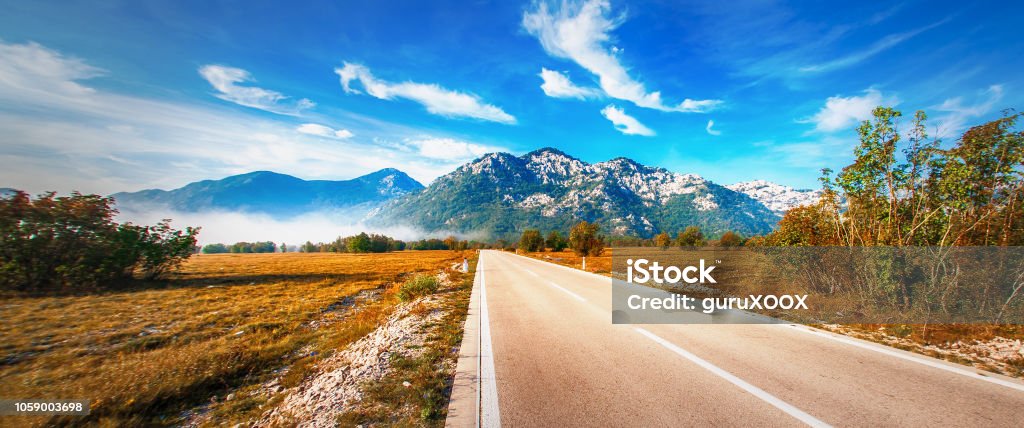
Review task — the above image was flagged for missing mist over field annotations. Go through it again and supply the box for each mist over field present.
[116,208,460,246]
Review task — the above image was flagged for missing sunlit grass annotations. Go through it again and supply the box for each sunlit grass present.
[523,249,613,275]
[0,251,467,426]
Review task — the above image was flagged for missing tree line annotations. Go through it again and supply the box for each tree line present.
[294,233,492,254]
[517,222,747,254]
[517,221,607,256]
[202,241,279,254]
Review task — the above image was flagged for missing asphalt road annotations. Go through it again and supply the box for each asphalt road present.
[448,250,1024,427]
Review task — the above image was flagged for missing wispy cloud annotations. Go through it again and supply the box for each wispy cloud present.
[0,41,485,194]
[799,18,950,73]
[403,137,503,161]
[600,104,654,136]
[335,62,516,124]
[801,88,898,132]
[539,68,599,99]
[523,0,721,113]
[705,120,721,136]
[199,65,314,115]
[296,123,354,139]
[0,41,105,97]
[932,84,1004,138]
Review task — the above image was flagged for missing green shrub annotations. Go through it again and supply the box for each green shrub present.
[0,190,199,292]
[398,274,440,302]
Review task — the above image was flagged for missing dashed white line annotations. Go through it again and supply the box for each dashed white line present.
[518,265,586,303]
[635,327,832,428]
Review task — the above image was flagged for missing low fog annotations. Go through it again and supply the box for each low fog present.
[116,208,465,247]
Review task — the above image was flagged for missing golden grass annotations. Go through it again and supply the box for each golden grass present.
[0,251,469,427]
[522,249,613,275]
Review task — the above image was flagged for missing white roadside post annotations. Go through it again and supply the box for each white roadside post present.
[462,258,468,273]
[582,256,586,271]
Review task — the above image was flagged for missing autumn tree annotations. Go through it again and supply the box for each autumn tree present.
[654,231,672,249]
[443,235,460,251]
[569,221,605,257]
[718,231,744,247]
[676,226,706,247]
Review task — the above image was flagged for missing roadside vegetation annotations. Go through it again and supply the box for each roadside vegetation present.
[0,191,198,294]
[337,259,475,426]
[0,251,469,426]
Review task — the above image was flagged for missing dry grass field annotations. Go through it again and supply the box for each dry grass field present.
[523,249,613,275]
[0,251,471,426]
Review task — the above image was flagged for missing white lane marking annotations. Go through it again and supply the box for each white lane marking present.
[517,265,587,303]
[544,280,587,303]
[509,251,610,281]
[479,253,501,427]
[635,327,831,428]
[786,325,1024,393]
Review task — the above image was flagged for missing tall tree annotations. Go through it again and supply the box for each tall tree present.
[568,221,605,257]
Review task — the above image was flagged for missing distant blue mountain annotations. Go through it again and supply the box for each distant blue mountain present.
[111,169,424,218]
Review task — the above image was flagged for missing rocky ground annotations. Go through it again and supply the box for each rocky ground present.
[821,324,1024,378]
[258,294,446,427]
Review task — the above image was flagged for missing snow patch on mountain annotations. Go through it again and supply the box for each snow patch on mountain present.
[726,180,821,214]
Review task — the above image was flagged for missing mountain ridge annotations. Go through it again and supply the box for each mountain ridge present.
[102,148,821,239]
[371,147,785,238]
[112,169,424,218]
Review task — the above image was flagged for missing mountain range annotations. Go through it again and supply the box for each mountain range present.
[371,148,795,238]
[112,168,424,217]
[105,148,822,239]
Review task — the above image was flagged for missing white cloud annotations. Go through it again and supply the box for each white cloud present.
[296,123,354,139]
[803,88,897,132]
[0,41,105,97]
[539,68,599,99]
[705,120,721,136]
[404,137,499,161]
[932,85,1004,138]
[335,62,516,124]
[523,0,721,113]
[198,65,314,116]
[600,105,654,136]
[0,41,481,194]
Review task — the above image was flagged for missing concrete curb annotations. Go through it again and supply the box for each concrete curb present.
[445,254,483,427]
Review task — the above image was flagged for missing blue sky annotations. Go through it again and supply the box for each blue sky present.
[0,0,1021,194]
